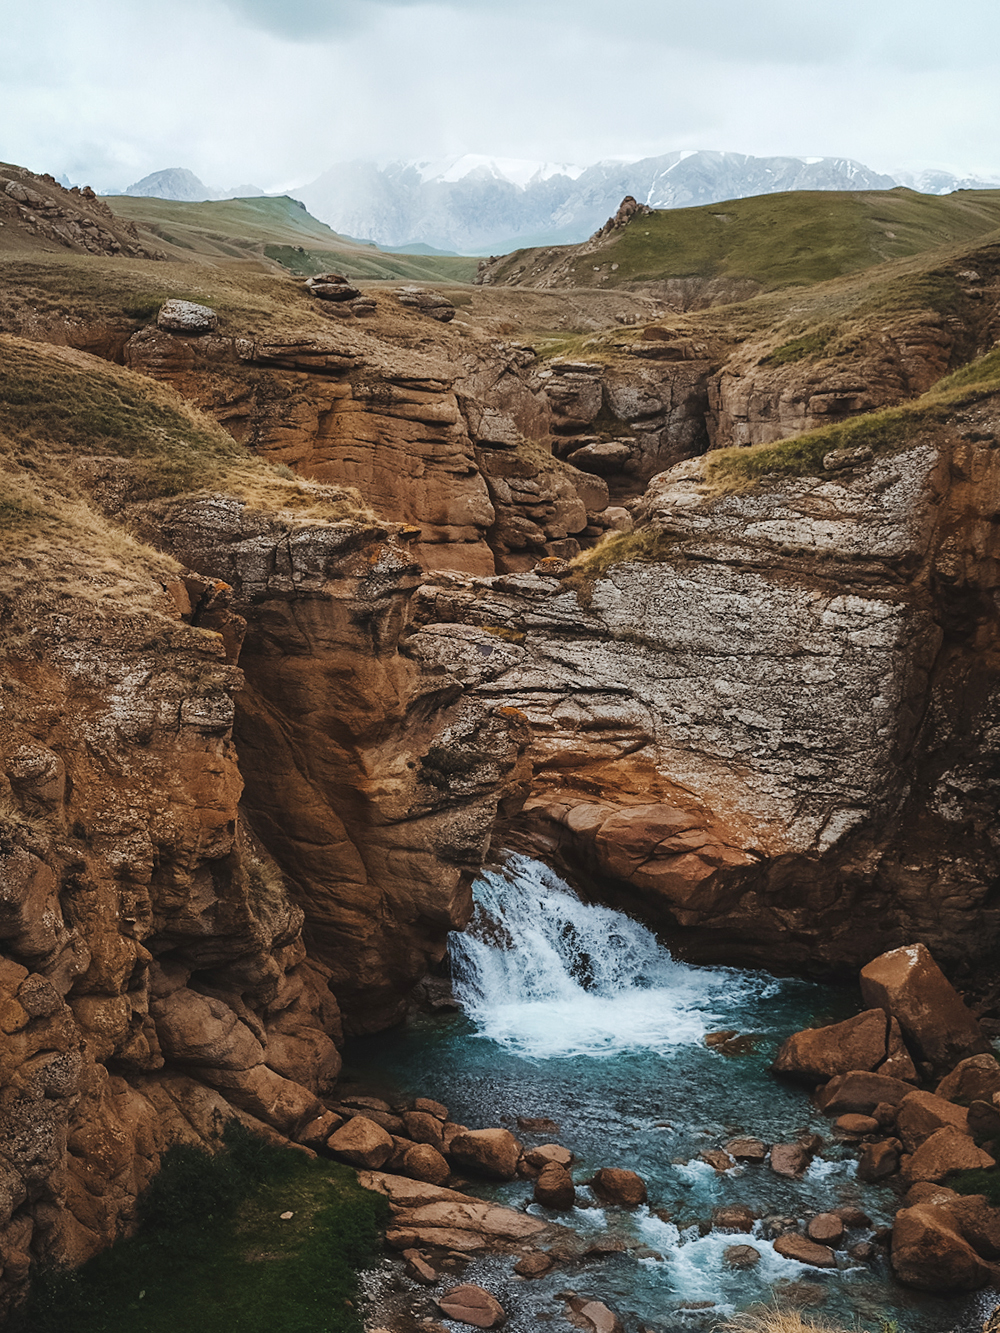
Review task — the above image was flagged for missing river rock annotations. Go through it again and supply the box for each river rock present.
[902,1125,995,1184]
[807,1213,845,1245]
[157,299,218,333]
[936,1054,1000,1105]
[772,1009,916,1083]
[860,944,990,1076]
[968,1099,1000,1138]
[699,1148,734,1172]
[904,1182,960,1206]
[514,1251,554,1277]
[724,1244,761,1269]
[713,1204,756,1233]
[436,1284,505,1328]
[589,1167,647,1207]
[891,1203,1000,1291]
[533,1162,575,1209]
[565,1297,624,1333]
[402,1143,451,1186]
[404,1249,439,1284]
[448,1129,521,1180]
[296,1109,342,1148]
[525,1144,573,1169]
[858,1139,901,1182]
[896,1090,971,1152]
[404,1109,447,1150]
[327,1114,393,1169]
[769,1143,813,1178]
[835,1114,879,1136]
[414,1097,449,1120]
[358,1172,553,1253]
[816,1070,916,1114]
[773,1234,837,1267]
[834,1206,871,1228]
[725,1137,768,1162]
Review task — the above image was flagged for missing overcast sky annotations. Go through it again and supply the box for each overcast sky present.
[3,0,999,190]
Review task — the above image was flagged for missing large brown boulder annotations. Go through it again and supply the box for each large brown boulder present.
[860,944,989,1075]
[896,1090,971,1152]
[402,1143,450,1186]
[816,1070,915,1115]
[436,1284,505,1328]
[769,1143,814,1178]
[772,1009,915,1083]
[533,1162,576,1209]
[936,1054,1000,1105]
[857,1139,901,1182]
[773,1233,837,1267]
[902,1126,995,1185]
[589,1168,647,1207]
[448,1128,521,1180]
[327,1115,393,1169]
[891,1204,1000,1291]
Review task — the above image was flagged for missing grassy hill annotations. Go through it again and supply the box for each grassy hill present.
[104,194,479,283]
[483,187,1000,291]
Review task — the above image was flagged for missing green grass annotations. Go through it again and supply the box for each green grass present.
[17,1122,389,1333]
[946,1167,1000,1205]
[488,188,1000,293]
[761,327,833,366]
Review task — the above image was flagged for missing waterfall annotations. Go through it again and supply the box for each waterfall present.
[449,854,769,1060]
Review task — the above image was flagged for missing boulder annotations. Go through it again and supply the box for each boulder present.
[724,1244,761,1269]
[712,1204,756,1233]
[157,299,218,333]
[772,1009,915,1083]
[807,1213,845,1245]
[448,1129,521,1180]
[816,1070,915,1115]
[305,273,361,302]
[896,1090,970,1152]
[699,1149,734,1172]
[403,1109,447,1151]
[935,1054,1000,1105]
[770,1143,814,1178]
[565,1297,624,1333]
[436,1285,505,1328]
[857,1139,901,1183]
[327,1115,393,1169]
[589,1167,647,1207]
[891,1203,999,1291]
[902,1126,995,1184]
[514,1251,554,1277]
[533,1162,575,1210]
[946,1194,1000,1259]
[402,1143,450,1186]
[860,944,989,1075]
[834,1114,879,1136]
[524,1144,573,1169]
[396,287,456,322]
[968,1100,1000,1138]
[296,1110,342,1148]
[414,1097,449,1120]
[724,1138,768,1162]
[904,1182,960,1207]
[773,1234,837,1267]
[834,1207,871,1228]
[404,1249,438,1284]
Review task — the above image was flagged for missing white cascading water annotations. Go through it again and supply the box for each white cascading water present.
[450,854,769,1060]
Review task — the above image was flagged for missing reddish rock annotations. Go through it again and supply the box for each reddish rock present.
[904,1182,960,1207]
[414,1097,449,1120]
[514,1251,554,1277]
[835,1113,879,1136]
[403,1110,447,1151]
[524,1143,573,1169]
[968,1100,1000,1138]
[770,1143,813,1178]
[773,1234,837,1267]
[724,1244,761,1269]
[772,1009,915,1083]
[327,1115,393,1169]
[533,1162,575,1209]
[857,1139,901,1183]
[436,1284,506,1328]
[565,1297,624,1333]
[296,1110,342,1148]
[860,944,989,1076]
[404,1249,439,1284]
[896,1090,970,1152]
[834,1207,871,1228]
[816,1070,915,1115]
[873,1101,898,1128]
[402,1143,450,1186]
[712,1204,757,1233]
[699,1148,734,1172]
[590,1167,647,1207]
[891,1204,999,1291]
[448,1129,522,1180]
[902,1126,995,1184]
[807,1213,845,1245]
[725,1138,768,1162]
[936,1054,1000,1105]
[946,1194,1000,1258]
[849,1241,875,1261]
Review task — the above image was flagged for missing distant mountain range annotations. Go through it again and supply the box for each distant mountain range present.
[118,153,1000,256]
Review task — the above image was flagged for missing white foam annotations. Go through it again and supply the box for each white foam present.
[450,855,765,1060]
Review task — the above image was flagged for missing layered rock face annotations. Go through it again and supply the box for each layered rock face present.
[410,396,1000,976]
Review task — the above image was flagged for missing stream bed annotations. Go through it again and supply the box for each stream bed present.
[345,854,997,1333]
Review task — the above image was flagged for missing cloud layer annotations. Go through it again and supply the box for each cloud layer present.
[1,0,998,191]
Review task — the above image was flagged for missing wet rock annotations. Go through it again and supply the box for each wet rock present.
[835,1113,879,1136]
[807,1213,845,1246]
[514,1251,554,1277]
[936,1054,1000,1105]
[849,1241,876,1261]
[772,1008,916,1083]
[296,1110,342,1148]
[713,1204,757,1233]
[404,1110,447,1151]
[817,1070,916,1115]
[589,1168,647,1207]
[517,1116,560,1133]
[902,1126,995,1184]
[968,1100,1000,1138]
[904,1182,960,1206]
[327,1115,393,1169]
[896,1090,971,1152]
[534,1162,576,1209]
[448,1129,521,1180]
[404,1248,439,1284]
[769,1143,814,1178]
[860,944,990,1076]
[402,1143,451,1186]
[565,1296,625,1333]
[699,1148,734,1172]
[873,1102,898,1128]
[436,1284,505,1328]
[891,1203,1000,1291]
[773,1234,837,1267]
[157,299,218,333]
[525,1143,573,1169]
[857,1138,901,1183]
[414,1097,449,1120]
[725,1138,768,1162]
[724,1244,761,1269]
